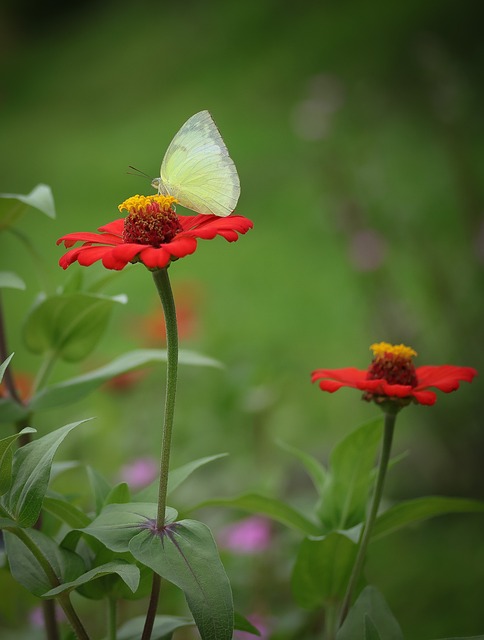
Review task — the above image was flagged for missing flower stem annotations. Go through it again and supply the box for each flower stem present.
[338,411,397,627]
[151,267,179,530]
[141,267,179,640]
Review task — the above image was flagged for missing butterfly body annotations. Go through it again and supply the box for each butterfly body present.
[152,110,240,217]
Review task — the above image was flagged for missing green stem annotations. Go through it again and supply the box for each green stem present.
[141,267,179,640]
[108,597,117,640]
[338,412,397,627]
[151,267,179,530]
[6,527,90,639]
[324,602,338,640]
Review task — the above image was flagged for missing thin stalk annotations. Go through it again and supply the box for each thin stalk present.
[107,597,117,640]
[141,574,162,640]
[0,292,22,404]
[141,267,179,640]
[324,603,338,640]
[338,412,397,627]
[42,599,60,640]
[151,267,179,530]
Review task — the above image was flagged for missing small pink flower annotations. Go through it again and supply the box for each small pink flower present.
[218,516,272,554]
[29,605,65,627]
[120,457,158,488]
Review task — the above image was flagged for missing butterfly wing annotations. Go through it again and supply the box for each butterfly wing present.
[158,110,240,217]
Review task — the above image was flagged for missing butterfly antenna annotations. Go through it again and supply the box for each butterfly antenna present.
[127,165,151,179]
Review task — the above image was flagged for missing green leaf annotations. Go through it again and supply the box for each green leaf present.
[336,586,404,640]
[3,527,85,597]
[291,532,358,609]
[43,560,140,597]
[188,493,321,536]
[134,453,228,502]
[43,496,91,529]
[87,466,112,515]
[318,417,383,531]
[0,272,26,290]
[277,439,327,494]
[364,616,382,640]
[104,482,131,506]
[114,615,195,640]
[0,515,17,529]
[372,496,484,541]
[23,291,127,362]
[2,419,88,526]
[30,348,222,411]
[0,428,36,495]
[0,184,55,230]
[81,503,178,553]
[234,612,261,636]
[129,519,233,640]
[0,353,14,382]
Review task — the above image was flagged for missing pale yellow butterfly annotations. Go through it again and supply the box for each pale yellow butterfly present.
[151,110,240,217]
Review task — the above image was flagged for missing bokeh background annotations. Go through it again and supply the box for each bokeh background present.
[1,0,483,638]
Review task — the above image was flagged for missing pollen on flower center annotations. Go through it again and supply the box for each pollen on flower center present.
[366,341,418,387]
[119,194,182,246]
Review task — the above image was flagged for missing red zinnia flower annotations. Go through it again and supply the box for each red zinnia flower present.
[57,195,253,271]
[312,342,477,407]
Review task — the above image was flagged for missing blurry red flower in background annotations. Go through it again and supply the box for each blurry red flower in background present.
[57,195,253,271]
[312,342,477,407]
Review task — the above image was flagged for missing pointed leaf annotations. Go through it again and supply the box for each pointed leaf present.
[114,615,195,640]
[129,519,233,640]
[104,482,131,506]
[30,348,222,411]
[87,466,112,515]
[0,272,26,290]
[23,291,127,362]
[3,527,85,597]
[43,560,140,597]
[2,419,88,526]
[189,493,321,536]
[234,612,261,636]
[318,417,383,531]
[82,503,177,553]
[0,184,55,230]
[0,353,14,382]
[336,586,404,640]
[135,453,228,502]
[365,616,382,640]
[277,439,326,494]
[43,496,91,528]
[372,496,484,541]
[0,428,36,495]
[291,532,358,609]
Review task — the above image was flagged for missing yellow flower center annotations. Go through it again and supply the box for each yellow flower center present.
[366,341,418,387]
[370,342,417,361]
[119,194,182,246]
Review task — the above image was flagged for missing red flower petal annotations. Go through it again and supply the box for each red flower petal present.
[138,246,172,269]
[166,235,198,258]
[415,365,478,392]
[311,368,368,386]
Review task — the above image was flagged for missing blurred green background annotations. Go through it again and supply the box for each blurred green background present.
[1,0,483,637]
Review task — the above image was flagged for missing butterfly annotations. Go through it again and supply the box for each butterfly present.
[150,110,240,217]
